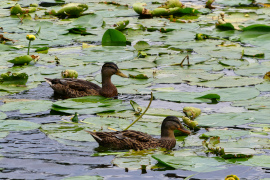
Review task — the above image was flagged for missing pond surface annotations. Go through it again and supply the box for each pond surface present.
[1,0,270,179]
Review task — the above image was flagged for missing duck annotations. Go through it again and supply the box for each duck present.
[45,62,128,98]
[85,116,191,150]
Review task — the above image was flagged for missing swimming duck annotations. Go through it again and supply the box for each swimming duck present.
[85,116,191,150]
[45,62,128,98]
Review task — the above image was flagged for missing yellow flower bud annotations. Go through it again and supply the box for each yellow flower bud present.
[26,34,36,41]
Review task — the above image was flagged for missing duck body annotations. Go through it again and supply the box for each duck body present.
[86,130,177,150]
[86,116,191,150]
[45,62,127,98]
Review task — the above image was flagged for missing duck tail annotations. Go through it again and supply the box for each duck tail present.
[44,78,53,86]
[85,130,103,143]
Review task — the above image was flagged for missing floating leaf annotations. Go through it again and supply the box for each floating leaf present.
[114,20,129,31]
[130,100,142,114]
[133,3,152,16]
[216,22,235,31]
[35,47,49,54]
[242,24,270,31]
[0,120,40,131]
[8,55,33,65]
[129,74,149,79]
[152,154,227,172]
[0,72,28,85]
[133,41,150,51]
[102,29,126,46]
[0,100,52,114]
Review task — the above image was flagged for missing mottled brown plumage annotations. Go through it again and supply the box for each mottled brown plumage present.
[45,62,127,98]
[86,116,191,150]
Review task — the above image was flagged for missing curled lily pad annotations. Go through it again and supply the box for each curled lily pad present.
[133,3,152,16]
[61,70,78,78]
[8,55,33,65]
[264,71,270,80]
[216,21,235,31]
[183,107,201,120]
[129,74,149,79]
[10,4,36,15]
[182,117,199,130]
[0,72,28,85]
[114,20,129,31]
[47,3,88,18]
[102,29,126,46]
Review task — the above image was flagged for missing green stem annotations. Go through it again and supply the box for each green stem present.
[124,92,153,130]
[27,40,31,55]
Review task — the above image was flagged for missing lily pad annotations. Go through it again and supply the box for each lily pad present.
[152,154,227,172]
[232,95,270,110]
[0,100,52,114]
[189,76,264,88]
[102,29,126,46]
[203,129,250,140]
[0,120,40,131]
[51,96,128,115]
[8,55,33,65]
[0,112,7,120]
[197,111,270,127]
[0,131,9,139]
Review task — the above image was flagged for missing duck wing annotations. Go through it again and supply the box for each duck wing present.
[45,78,101,97]
[86,130,158,150]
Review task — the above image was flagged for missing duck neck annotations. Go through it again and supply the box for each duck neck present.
[100,74,117,97]
[102,74,113,87]
[161,129,175,139]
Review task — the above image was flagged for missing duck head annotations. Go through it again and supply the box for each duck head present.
[102,62,128,78]
[161,116,191,139]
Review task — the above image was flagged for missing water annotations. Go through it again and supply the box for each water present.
[1,82,269,179]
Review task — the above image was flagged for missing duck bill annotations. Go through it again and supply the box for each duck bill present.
[178,127,191,135]
[115,70,128,78]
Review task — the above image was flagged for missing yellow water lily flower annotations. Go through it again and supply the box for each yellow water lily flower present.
[26,34,36,41]
[225,175,239,180]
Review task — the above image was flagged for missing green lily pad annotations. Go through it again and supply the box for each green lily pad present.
[102,29,126,46]
[242,24,270,31]
[203,129,250,140]
[134,41,150,51]
[154,87,260,103]
[152,154,227,172]
[8,55,33,65]
[72,14,103,28]
[0,112,7,120]
[0,100,52,114]
[189,76,263,88]
[248,155,270,168]
[0,131,9,139]
[0,120,40,131]
[197,110,270,127]
[0,72,28,85]
[51,96,128,115]
[232,95,270,110]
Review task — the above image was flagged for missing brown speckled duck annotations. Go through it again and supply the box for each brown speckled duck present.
[45,62,128,98]
[85,116,191,150]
